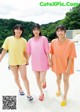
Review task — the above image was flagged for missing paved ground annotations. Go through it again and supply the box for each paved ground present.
[0,43,80,112]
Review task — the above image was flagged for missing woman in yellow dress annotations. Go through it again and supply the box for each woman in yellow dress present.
[0,24,33,101]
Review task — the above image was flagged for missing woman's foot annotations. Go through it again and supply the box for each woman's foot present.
[27,96,33,101]
[39,94,44,101]
[60,96,67,106]
[60,100,67,106]
[19,90,25,96]
[56,90,61,96]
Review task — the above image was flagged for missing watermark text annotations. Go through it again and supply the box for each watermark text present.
[39,2,79,7]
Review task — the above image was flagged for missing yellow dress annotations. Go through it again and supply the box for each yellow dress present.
[2,36,27,65]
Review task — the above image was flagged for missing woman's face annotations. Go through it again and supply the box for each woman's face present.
[14,28,22,37]
[33,28,40,37]
[56,29,65,38]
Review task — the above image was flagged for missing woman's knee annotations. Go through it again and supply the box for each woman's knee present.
[63,77,69,83]
[14,75,19,81]
[21,75,27,81]
[40,77,45,83]
[35,73,40,83]
[56,75,62,82]
[40,72,46,83]
[63,75,69,83]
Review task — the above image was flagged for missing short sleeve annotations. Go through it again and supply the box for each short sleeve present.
[43,37,49,53]
[27,40,31,55]
[49,41,54,54]
[2,38,9,50]
[69,42,77,59]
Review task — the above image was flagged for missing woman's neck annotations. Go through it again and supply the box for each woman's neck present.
[14,36,21,38]
[34,35,40,38]
[58,37,66,42]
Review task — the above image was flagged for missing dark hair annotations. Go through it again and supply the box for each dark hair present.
[13,24,24,36]
[55,25,66,32]
[32,23,42,37]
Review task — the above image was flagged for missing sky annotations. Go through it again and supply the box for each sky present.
[0,0,79,24]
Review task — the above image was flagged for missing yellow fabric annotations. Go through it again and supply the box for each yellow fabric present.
[2,36,27,65]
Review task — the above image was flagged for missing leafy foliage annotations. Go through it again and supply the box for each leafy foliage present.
[0,4,80,47]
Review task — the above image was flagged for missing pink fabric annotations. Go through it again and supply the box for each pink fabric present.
[27,36,49,71]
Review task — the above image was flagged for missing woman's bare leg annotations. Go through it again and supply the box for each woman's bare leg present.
[63,74,70,101]
[34,71,43,95]
[56,74,62,92]
[10,66,22,92]
[19,65,30,96]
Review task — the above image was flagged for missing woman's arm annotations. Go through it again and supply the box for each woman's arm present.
[24,51,28,64]
[65,58,73,75]
[0,49,7,62]
[24,50,31,65]
[46,53,52,67]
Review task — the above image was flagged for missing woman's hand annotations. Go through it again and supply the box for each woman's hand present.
[64,68,70,75]
[0,49,7,62]
[48,60,52,67]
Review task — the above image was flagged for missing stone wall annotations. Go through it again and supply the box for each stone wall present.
[66,30,80,39]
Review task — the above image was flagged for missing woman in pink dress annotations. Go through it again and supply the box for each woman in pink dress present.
[27,23,51,101]
[50,25,76,106]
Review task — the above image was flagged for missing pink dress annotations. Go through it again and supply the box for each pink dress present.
[27,36,49,71]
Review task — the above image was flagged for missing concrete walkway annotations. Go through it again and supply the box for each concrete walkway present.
[0,43,80,112]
